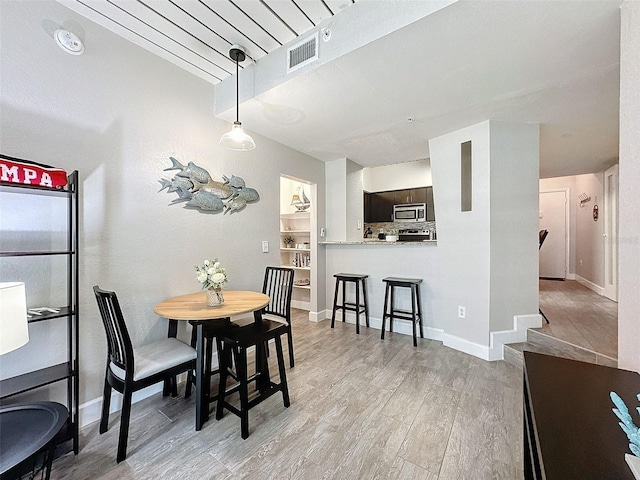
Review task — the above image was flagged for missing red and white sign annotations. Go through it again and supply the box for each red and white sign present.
[0,155,67,188]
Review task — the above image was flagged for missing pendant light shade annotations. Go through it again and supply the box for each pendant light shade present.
[220,45,256,151]
[220,122,256,151]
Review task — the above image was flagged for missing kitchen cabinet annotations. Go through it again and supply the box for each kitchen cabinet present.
[365,191,395,223]
[426,186,435,221]
[365,187,435,223]
[394,187,427,205]
[0,171,79,455]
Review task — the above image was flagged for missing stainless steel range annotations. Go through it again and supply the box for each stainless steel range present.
[398,229,435,241]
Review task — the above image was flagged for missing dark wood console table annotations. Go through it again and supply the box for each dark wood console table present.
[524,351,640,479]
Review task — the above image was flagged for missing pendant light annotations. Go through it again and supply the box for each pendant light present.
[219,45,256,151]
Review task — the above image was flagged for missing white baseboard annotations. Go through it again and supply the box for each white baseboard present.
[566,273,576,280]
[308,309,329,322]
[79,383,165,428]
[574,275,605,296]
[488,313,542,361]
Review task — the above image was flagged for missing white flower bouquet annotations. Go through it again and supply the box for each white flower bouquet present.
[195,259,228,290]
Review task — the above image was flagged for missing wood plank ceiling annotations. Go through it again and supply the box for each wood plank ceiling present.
[61,0,357,84]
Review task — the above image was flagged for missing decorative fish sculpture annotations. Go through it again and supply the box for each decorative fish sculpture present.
[158,157,259,214]
[158,176,193,193]
[232,186,260,202]
[223,174,246,189]
[223,196,247,214]
[185,190,225,211]
[164,157,211,184]
[169,186,193,203]
[193,179,233,199]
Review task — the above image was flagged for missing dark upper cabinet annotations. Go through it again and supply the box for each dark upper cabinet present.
[363,192,371,223]
[426,186,435,221]
[365,191,395,222]
[365,186,435,223]
[393,187,427,205]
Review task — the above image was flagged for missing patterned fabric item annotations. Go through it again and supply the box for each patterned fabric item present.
[0,154,68,188]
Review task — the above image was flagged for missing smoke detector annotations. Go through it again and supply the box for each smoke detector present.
[54,29,84,55]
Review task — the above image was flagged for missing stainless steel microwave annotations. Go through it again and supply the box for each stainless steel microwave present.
[393,203,426,222]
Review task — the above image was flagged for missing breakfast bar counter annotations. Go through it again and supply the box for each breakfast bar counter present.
[320,240,436,245]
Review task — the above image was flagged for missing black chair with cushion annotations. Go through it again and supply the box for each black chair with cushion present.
[538,229,550,324]
[261,266,295,367]
[93,286,197,463]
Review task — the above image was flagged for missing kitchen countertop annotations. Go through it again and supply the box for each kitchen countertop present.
[319,239,437,245]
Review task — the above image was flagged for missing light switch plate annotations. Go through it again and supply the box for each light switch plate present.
[262,241,269,253]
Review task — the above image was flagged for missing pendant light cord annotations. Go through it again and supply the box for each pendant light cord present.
[236,55,239,123]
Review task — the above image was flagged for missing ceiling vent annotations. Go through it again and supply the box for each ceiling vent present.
[287,33,318,73]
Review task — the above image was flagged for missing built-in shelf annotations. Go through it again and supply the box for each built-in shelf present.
[280,210,312,311]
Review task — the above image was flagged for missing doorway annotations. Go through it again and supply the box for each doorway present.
[539,189,569,279]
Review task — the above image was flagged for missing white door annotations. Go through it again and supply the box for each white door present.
[603,165,618,301]
[539,190,568,279]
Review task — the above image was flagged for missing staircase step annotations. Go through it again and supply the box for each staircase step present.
[503,329,617,369]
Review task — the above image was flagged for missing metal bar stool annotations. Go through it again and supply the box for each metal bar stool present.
[330,273,370,334]
[381,277,424,347]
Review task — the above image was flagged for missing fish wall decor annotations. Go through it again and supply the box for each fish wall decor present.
[158,157,259,214]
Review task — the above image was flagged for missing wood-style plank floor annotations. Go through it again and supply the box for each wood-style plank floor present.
[51,312,523,479]
[538,279,618,359]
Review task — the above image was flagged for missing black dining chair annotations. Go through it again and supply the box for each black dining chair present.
[93,286,197,463]
[538,229,550,324]
[261,266,295,367]
[215,315,291,439]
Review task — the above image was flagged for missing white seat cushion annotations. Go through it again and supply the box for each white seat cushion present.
[110,338,196,382]
[262,313,288,325]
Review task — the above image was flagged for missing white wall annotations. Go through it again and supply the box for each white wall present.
[618,0,640,372]
[324,158,363,242]
[429,122,491,346]
[489,121,540,333]
[0,0,325,407]
[325,159,348,241]
[429,120,539,347]
[539,172,608,290]
[362,159,432,192]
[346,159,364,241]
[574,173,605,287]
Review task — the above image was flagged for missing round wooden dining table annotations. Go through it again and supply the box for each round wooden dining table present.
[154,290,269,431]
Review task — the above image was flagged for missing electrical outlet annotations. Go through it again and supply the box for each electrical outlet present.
[261,240,269,253]
[458,306,466,318]
[357,220,362,230]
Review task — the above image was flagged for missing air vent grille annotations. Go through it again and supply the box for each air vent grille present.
[287,33,318,73]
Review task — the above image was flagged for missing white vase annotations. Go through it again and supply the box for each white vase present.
[206,288,224,307]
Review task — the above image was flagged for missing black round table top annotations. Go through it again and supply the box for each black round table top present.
[0,401,68,475]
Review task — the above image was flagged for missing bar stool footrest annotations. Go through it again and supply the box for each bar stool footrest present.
[385,310,421,321]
